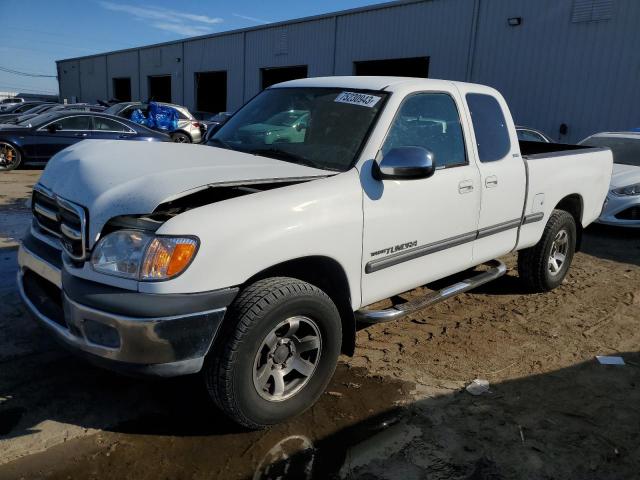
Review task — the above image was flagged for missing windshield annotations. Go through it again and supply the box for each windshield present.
[208,87,388,171]
[581,136,640,167]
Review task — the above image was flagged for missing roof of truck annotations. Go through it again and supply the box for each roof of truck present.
[271,76,484,92]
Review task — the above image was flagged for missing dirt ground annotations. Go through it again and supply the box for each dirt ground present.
[0,169,639,479]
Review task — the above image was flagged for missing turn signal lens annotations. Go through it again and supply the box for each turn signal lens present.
[140,237,198,280]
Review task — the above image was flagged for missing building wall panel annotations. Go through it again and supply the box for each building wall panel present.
[139,43,184,104]
[106,51,140,100]
[77,56,107,103]
[472,0,640,142]
[57,60,80,103]
[183,33,244,112]
[334,0,474,80]
[244,18,336,100]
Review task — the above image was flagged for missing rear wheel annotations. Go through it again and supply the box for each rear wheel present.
[204,277,342,429]
[170,132,191,143]
[518,209,576,292]
[0,142,21,170]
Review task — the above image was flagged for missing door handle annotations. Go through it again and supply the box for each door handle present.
[458,180,474,194]
[485,175,498,188]
[74,132,88,138]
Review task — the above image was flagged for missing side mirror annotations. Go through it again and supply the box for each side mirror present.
[373,146,436,180]
[47,123,61,133]
[295,122,307,132]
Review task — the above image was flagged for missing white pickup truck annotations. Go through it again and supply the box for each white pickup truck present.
[18,77,612,428]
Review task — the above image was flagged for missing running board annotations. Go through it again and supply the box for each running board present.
[355,260,507,324]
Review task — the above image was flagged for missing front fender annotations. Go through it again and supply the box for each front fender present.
[140,169,364,310]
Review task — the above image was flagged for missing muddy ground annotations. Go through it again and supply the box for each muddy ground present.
[0,169,639,479]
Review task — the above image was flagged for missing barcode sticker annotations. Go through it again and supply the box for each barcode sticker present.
[334,91,381,108]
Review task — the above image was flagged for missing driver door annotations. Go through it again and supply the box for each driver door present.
[36,115,92,160]
[361,92,481,306]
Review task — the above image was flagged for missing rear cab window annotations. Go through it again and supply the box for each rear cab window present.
[466,93,511,162]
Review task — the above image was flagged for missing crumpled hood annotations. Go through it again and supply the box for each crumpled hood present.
[39,140,330,245]
[610,163,640,188]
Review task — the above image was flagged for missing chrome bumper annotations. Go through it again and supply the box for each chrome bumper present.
[17,243,226,377]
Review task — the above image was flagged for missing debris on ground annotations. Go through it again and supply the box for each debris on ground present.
[596,355,625,365]
[465,379,490,396]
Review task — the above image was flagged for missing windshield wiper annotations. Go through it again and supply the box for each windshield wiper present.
[250,148,328,170]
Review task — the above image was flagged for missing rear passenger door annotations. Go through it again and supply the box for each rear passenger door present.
[90,116,136,140]
[464,92,526,263]
[361,92,481,306]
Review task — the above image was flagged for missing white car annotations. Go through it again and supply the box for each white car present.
[0,97,25,111]
[17,76,612,428]
[580,132,640,227]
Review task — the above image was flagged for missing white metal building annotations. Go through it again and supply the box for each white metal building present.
[57,0,639,143]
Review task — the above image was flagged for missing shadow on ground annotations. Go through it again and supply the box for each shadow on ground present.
[1,346,638,480]
[580,224,640,267]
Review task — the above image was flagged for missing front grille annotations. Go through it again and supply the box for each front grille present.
[32,185,87,260]
[615,206,640,221]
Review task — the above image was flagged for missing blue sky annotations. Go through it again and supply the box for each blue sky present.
[0,0,387,96]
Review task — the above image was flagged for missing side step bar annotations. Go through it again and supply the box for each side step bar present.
[355,260,507,324]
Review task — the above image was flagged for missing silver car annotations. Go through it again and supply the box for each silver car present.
[104,101,202,143]
[580,132,640,227]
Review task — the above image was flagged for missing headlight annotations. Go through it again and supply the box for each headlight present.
[612,183,640,196]
[91,230,198,280]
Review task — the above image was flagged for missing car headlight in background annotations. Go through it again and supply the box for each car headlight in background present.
[612,183,640,196]
[91,230,198,280]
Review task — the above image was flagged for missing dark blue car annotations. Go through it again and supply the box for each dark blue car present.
[0,111,170,170]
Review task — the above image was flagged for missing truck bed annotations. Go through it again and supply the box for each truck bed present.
[519,140,598,159]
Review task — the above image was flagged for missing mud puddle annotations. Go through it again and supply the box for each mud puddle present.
[0,364,414,480]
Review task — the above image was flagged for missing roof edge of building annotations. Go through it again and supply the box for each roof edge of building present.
[56,0,428,64]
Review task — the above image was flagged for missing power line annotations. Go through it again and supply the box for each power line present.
[0,66,57,78]
[0,83,58,95]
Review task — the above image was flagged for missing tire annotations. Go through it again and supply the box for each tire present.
[0,142,21,170]
[518,209,576,292]
[170,132,191,143]
[204,277,342,429]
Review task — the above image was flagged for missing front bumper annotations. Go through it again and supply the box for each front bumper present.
[17,234,237,377]
[598,193,640,227]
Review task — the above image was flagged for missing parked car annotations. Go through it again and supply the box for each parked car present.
[201,112,233,143]
[105,101,202,143]
[1,104,108,127]
[0,111,169,170]
[0,101,45,115]
[0,97,25,111]
[579,132,640,226]
[0,102,57,123]
[18,77,611,428]
[516,126,552,143]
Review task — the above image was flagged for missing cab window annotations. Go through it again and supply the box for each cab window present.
[466,93,511,162]
[382,93,467,168]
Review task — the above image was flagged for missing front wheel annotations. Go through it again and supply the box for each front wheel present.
[0,142,21,170]
[518,209,577,292]
[204,277,342,429]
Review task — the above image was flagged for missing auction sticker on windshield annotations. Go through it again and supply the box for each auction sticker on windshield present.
[334,91,382,108]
